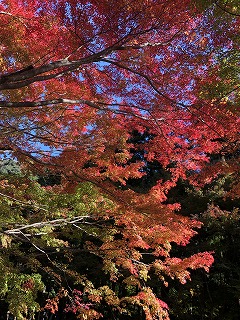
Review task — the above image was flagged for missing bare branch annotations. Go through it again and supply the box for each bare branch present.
[0,98,101,108]
[0,192,48,211]
[4,215,92,235]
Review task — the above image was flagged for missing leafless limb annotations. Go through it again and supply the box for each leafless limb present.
[0,192,48,211]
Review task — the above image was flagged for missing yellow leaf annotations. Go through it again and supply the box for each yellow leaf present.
[1,234,12,248]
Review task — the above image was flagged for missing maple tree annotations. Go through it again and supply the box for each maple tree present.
[156,168,239,319]
[0,0,239,319]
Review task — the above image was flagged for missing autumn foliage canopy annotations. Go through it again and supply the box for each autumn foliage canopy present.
[0,0,239,319]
